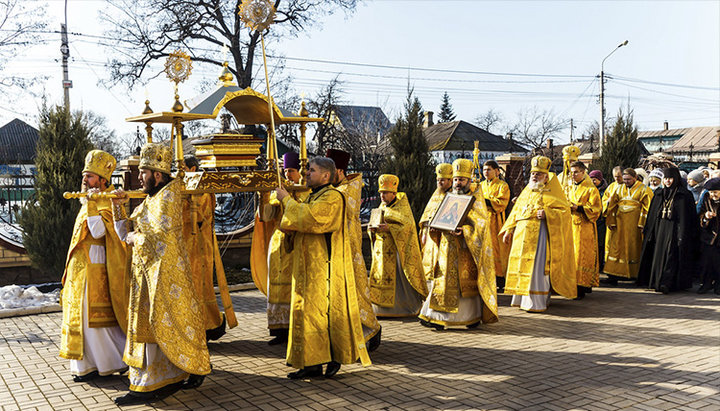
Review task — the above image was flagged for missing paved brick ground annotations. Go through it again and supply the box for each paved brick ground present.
[1,284,719,410]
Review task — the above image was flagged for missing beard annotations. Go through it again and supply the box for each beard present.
[528,179,546,190]
[142,173,165,196]
[453,185,469,194]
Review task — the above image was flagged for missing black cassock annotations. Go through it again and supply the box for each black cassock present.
[638,178,699,292]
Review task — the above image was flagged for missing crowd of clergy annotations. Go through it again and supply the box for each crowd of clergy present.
[58,143,719,406]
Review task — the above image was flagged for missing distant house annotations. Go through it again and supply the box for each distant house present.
[637,122,720,167]
[330,105,392,142]
[422,113,527,164]
[0,118,38,173]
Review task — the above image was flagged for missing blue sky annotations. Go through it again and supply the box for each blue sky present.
[2,0,718,144]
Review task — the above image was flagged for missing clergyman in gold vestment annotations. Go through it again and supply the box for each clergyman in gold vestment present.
[567,161,602,298]
[604,168,653,281]
[368,174,428,317]
[112,143,211,405]
[60,150,128,382]
[419,158,499,329]
[182,155,225,341]
[479,160,511,288]
[250,151,308,345]
[419,163,453,285]
[501,156,577,312]
[275,156,371,380]
[327,148,382,351]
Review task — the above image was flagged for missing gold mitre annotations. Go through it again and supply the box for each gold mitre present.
[83,149,116,181]
[436,163,452,179]
[452,158,473,179]
[531,156,552,174]
[562,145,580,161]
[378,174,399,193]
[139,143,173,174]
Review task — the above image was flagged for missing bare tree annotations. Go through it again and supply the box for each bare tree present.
[507,106,567,150]
[100,0,358,89]
[306,76,344,154]
[474,108,503,133]
[0,0,46,92]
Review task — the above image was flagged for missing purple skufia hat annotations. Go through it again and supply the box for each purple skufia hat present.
[283,151,300,170]
[589,170,603,180]
[705,177,720,191]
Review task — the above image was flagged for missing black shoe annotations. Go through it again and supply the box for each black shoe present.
[698,283,713,294]
[466,321,481,329]
[574,287,586,300]
[73,370,99,382]
[206,314,227,341]
[366,327,381,353]
[714,285,720,295]
[324,361,341,378]
[152,380,184,402]
[268,335,288,346]
[419,319,431,328]
[600,277,618,286]
[114,391,154,406]
[181,374,205,390]
[431,323,444,331]
[287,365,322,380]
[659,285,670,294]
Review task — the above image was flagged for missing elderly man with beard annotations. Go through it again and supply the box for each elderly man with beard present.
[59,150,129,383]
[419,158,498,330]
[112,143,210,405]
[500,156,577,312]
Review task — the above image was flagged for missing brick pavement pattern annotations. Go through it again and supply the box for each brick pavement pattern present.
[1,286,719,410]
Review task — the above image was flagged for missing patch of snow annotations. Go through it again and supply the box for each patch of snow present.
[0,285,59,310]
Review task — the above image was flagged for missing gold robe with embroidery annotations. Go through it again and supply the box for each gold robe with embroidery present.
[602,181,621,257]
[60,186,128,360]
[123,179,211,376]
[568,176,602,287]
[182,193,222,330]
[419,188,448,282]
[368,193,428,308]
[480,178,511,278]
[250,189,309,329]
[500,174,577,299]
[604,181,653,278]
[425,184,499,324]
[280,185,371,369]
[335,173,381,341]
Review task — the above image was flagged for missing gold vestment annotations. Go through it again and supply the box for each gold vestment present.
[60,186,128,360]
[501,175,577,299]
[335,174,381,341]
[424,184,499,324]
[280,185,371,369]
[602,181,620,257]
[568,176,602,287]
[480,178,511,278]
[123,179,211,376]
[604,181,653,278]
[182,193,222,330]
[419,188,447,282]
[250,189,309,329]
[368,193,428,308]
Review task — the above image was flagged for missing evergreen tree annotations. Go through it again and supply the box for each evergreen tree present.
[438,91,456,123]
[20,105,94,278]
[597,108,640,180]
[382,90,436,223]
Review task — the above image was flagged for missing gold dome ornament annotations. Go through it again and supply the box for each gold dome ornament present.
[238,0,276,31]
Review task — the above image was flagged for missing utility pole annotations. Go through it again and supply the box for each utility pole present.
[60,0,71,110]
[569,118,575,143]
[599,40,629,156]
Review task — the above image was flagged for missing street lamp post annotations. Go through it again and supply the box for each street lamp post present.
[599,40,629,155]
